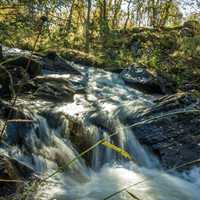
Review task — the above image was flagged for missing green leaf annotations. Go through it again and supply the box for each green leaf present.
[101,140,133,161]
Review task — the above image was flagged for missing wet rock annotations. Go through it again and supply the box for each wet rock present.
[87,111,116,134]
[45,51,58,60]
[0,65,14,97]
[40,110,93,165]
[0,45,3,60]
[42,52,81,75]
[130,92,200,170]
[33,76,77,102]
[0,154,37,197]
[121,64,175,94]
[5,120,35,147]
[0,99,30,120]
[0,63,33,98]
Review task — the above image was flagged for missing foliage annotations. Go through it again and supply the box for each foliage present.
[101,140,133,161]
[0,0,196,50]
[0,1,200,89]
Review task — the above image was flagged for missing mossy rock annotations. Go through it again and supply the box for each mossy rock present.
[159,34,178,52]
[183,20,200,35]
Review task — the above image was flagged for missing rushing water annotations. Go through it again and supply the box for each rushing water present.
[1,61,200,200]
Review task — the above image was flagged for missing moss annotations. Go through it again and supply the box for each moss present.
[183,20,200,35]
[59,48,132,72]
[126,23,200,92]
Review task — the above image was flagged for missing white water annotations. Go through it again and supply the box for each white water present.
[1,63,200,199]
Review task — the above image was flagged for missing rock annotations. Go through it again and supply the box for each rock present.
[0,154,37,197]
[0,63,34,98]
[4,55,42,78]
[131,40,141,57]
[180,27,194,37]
[0,65,14,97]
[121,64,175,94]
[40,111,92,165]
[32,76,77,102]
[45,50,57,60]
[0,99,30,120]
[129,92,200,170]
[0,45,3,60]
[42,52,81,75]
[182,20,200,36]
[5,120,35,148]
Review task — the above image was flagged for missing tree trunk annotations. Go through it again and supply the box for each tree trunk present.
[112,0,122,29]
[85,0,91,53]
[159,0,173,27]
[66,0,75,35]
[124,0,132,29]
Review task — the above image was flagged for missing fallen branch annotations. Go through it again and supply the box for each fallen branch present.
[7,119,34,123]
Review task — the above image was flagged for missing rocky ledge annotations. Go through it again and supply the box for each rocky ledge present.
[0,46,84,101]
[121,63,176,94]
[129,92,200,170]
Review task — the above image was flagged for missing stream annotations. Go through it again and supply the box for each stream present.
[1,60,200,200]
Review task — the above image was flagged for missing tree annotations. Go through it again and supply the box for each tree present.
[85,0,91,52]
[124,0,132,29]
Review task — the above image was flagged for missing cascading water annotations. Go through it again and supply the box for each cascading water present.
[1,62,200,200]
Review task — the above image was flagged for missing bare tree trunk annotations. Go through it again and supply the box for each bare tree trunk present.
[112,0,122,29]
[135,0,143,27]
[124,0,132,29]
[149,0,160,27]
[159,0,172,27]
[98,0,109,37]
[85,0,91,52]
[66,0,75,35]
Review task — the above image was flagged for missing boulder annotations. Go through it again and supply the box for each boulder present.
[129,92,200,170]
[121,64,175,94]
[181,20,200,36]
[0,154,37,197]
[180,27,194,37]
[42,51,82,75]
[32,76,77,102]
[4,55,42,78]
[0,99,30,120]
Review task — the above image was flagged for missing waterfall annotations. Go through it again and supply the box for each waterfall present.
[1,64,200,200]
[3,113,88,176]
